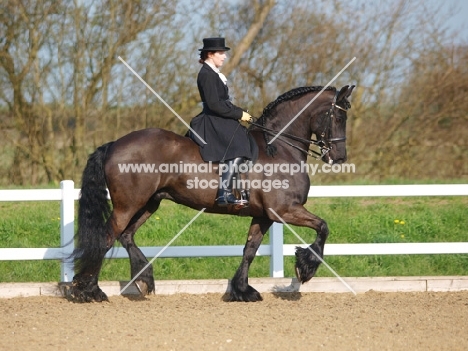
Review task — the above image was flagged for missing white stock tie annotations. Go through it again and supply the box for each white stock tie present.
[218,72,227,85]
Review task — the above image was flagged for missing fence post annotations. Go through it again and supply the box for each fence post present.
[269,222,284,277]
[60,180,75,282]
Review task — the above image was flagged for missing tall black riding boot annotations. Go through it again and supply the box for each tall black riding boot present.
[215,158,248,207]
[232,157,250,205]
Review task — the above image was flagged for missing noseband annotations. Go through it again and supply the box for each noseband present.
[251,90,348,160]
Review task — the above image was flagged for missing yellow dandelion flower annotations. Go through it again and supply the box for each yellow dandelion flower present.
[400,221,405,225]
[394,219,400,224]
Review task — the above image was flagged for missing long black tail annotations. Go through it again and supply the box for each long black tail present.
[72,142,114,273]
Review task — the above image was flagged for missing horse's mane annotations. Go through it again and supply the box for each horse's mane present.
[259,86,336,122]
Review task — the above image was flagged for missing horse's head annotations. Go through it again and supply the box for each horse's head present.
[313,85,355,165]
[256,85,355,164]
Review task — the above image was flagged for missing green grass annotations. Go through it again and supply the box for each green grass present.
[0,195,467,283]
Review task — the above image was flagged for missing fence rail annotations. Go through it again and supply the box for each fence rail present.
[1,181,468,282]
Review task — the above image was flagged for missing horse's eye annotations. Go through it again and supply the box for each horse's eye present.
[336,113,347,123]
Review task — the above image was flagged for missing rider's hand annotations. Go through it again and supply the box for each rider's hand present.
[239,111,253,127]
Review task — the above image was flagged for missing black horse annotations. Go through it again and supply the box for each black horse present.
[70,85,355,302]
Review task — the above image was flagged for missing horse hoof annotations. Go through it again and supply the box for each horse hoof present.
[69,286,108,303]
[228,285,263,302]
[135,280,150,296]
[93,289,109,302]
[295,246,321,284]
[295,263,315,284]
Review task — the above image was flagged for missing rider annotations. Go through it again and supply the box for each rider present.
[189,37,257,207]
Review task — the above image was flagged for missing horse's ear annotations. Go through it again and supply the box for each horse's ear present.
[346,85,355,98]
[337,85,355,101]
[336,85,349,102]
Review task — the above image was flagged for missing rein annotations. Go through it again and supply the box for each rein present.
[251,91,347,160]
[249,121,326,159]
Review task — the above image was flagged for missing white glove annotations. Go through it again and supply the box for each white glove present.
[239,111,252,127]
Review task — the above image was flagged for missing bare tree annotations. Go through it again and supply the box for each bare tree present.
[0,0,180,183]
[0,0,58,184]
[371,44,468,180]
[0,0,466,185]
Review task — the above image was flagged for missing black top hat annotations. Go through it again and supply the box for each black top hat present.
[199,37,230,51]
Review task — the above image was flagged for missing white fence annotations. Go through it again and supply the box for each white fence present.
[1,181,468,282]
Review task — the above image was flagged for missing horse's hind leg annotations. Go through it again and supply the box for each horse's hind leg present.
[71,210,133,302]
[73,201,157,301]
[118,200,160,296]
[229,217,273,302]
[71,252,110,303]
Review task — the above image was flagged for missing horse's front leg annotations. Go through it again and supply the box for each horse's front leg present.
[229,217,273,302]
[272,204,329,284]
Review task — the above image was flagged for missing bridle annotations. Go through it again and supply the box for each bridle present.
[250,90,348,160]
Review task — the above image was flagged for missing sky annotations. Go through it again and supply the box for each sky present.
[432,0,468,43]
[338,0,468,45]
